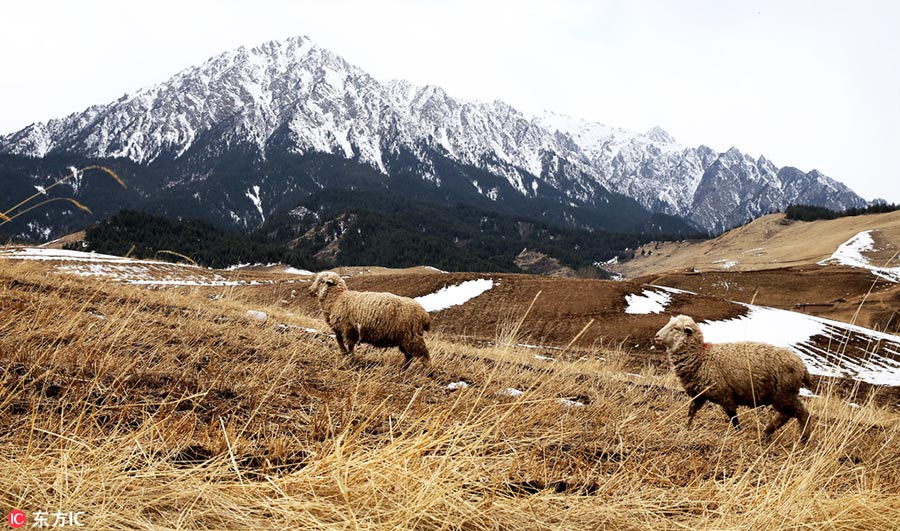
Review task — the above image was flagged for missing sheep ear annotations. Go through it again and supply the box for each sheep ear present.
[684,327,694,336]
[325,278,336,286]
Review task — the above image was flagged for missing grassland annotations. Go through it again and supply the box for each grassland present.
[614,210,900,278]
[2,259,900,530]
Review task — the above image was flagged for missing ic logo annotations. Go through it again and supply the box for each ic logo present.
[7,510,26,529]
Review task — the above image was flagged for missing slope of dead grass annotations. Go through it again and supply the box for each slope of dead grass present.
[614,210,900,278]
[1,260,900,530]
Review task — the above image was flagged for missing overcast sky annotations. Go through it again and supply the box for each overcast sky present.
[2,0,898,202]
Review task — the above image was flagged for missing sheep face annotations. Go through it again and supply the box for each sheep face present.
[655,315,701,352]
[308,271,346,301]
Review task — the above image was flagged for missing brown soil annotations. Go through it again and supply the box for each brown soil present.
[327,272,744,363]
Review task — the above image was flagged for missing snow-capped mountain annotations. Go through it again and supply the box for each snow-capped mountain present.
[0,35,866,240]
[535,113,866,231]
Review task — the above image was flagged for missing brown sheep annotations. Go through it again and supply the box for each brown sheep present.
[654,314,814,443]
[308,271,431,370]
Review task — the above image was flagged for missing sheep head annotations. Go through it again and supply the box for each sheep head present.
[655,314,703,353]
[308,271,347,301]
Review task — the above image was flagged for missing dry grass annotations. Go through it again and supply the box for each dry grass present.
[615,210,900,278]
[1,260,899,530]
[1,165,125,228]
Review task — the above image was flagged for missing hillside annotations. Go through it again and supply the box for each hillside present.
[2,249,900,529]
[71,203,691,276]
[255,190,692,275]
[612,210,900,277]
[607,211,900,332]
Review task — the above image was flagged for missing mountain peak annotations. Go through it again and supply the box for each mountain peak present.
[644,126,676,144]
[0,36,868,240]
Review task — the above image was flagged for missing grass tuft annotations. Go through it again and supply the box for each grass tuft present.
[0,165,125,228]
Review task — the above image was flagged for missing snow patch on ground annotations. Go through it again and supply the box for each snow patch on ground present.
[624,289,672,314]
[647,284,695,295]
[819,230,900,283]
[246,310,268,322]
[699,306,826,349]
[0,247,183,266]
[283,266,313,275]
[224,262,279,270]
[699,303,900,386]
[415,279,493,312]
[1,247,289,287]
[713,259,738,269]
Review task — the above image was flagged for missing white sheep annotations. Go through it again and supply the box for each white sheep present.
[308,271,431,370]
[654,314,813,442]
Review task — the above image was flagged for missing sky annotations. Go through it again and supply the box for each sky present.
[2,0,898,202]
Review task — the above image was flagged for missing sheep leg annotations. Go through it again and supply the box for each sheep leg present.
[794,402,814,443]
[333,330,349,356]
[686,397,707,428]
[401,350,414,371]
[763,411,792,440]
[721,406,741,430]
[344,328,358,355]
[399,338,430,372]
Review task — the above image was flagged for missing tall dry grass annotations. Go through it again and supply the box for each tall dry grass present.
[0,165,125,229]
[1,259,899,530]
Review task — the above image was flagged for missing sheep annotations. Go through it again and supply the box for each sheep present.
[308,271,431,370]
[654,314,813,443]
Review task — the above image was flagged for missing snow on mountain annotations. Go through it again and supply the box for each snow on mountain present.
[538,113,866,231]
[0,35,867,233]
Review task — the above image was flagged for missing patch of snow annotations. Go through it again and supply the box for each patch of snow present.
[799,388,818,398]
[557,398,585,408]
[127,279,243,286]
[447,381,470,390]
[283,266,313,275]
[515,343,563,351]
[533,354,555,362]
[415,278,493,312]
[0,247,193,267]
[422,266,448,273]
[712,259,738,269]
[277,324,322,335]
[624,289,671,314]
[647,284,696,295]
[500,388,524,397]
[819,230,900,283]
[246,310,268,322]
[246,185,265,222]
[699,306,823,348]
[700,303,900,387]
